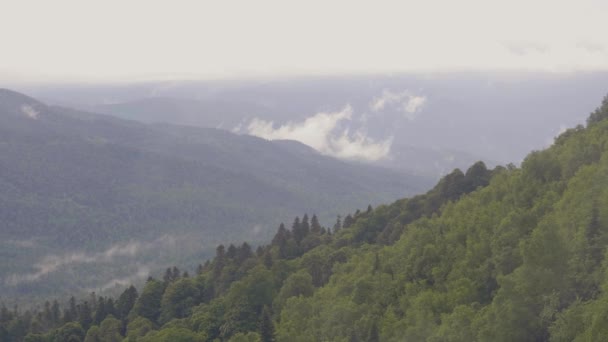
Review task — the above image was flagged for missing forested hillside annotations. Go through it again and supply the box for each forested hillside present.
[0,88,429,301]
[4,95,608,342]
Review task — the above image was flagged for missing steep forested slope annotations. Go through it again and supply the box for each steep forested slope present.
[0,88,429,301]
[5,95,608,342]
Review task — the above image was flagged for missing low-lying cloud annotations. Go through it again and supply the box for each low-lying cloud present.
[246,105,392,161]
[5,235,178,286]
[94,265,153,291]
[20,104,39,119]
[370,89,427,120]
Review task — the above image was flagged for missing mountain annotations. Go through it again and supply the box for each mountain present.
[19,72,608,168]
[4,94,608,342]
[89,96,494,177]
[0,89,431,301]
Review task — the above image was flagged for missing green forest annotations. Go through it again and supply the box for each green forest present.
[0,88,429,302]
[3,94,608,341]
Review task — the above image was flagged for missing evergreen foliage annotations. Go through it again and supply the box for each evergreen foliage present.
[6,95,608,341]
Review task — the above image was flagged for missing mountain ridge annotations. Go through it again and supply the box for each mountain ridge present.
[0,88,431,302]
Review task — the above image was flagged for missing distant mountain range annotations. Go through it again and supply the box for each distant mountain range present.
[18,72,608,173]
[0,88,431,301]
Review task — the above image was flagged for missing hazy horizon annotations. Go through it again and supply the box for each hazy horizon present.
[2,0,608,83]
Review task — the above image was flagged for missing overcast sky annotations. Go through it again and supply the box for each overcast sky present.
[1,0,608,82]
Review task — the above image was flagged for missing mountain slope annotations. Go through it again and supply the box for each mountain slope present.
[18,93,607,342]
[7,94,608,342]
[0,89,431,300]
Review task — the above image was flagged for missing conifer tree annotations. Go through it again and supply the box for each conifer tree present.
[94,297,106,324]
[116,285,138,320]
[292,217,303,243]
[238,242,253,262]
[51,300,61,325]
[368,323,379,342]
[64,296,77,323]
[227,244,238,259]
[301,214,310,237]
[259,306,275,342]
[311,214,322,234]
[105,298,116,319]
[343,214,355,228]
[333,215,342,233]
[78,301,93,330]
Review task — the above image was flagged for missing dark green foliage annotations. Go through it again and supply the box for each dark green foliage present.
[116,285,138,321]
[259,306,275,342]
[0,88,430,302]
[587,94,608,126]
[9,93,608,342]
[54,322,85,342]
[130,279,163,323]
[160,278,200,323]
[77,302,92,331]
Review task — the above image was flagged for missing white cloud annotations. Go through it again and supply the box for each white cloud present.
[94,265,152,291]
[370,89,427,120]
[403,95,427,120]
[246,105,392,161]
[329,130,393,161]
[5,235,178,286]
[20,104,39,119]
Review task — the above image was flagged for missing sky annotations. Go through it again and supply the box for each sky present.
[1,0,608,82]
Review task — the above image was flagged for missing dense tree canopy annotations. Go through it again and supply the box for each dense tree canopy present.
[5,95,608,341]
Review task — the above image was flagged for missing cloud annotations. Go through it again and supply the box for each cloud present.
[5,235,178,286]
[20,104,39,119]
[329,130,393,161]
[370,89,427,120]
[246,105,392,161]
[94,265,152,291]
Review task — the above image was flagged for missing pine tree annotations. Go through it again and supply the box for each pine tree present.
[171,266,180,281]
[163,267,173,283]
[343,214,355,228]
[301,214,310,237]
[259,306,275,342]
[94,296,107,324]
[214,245,226,277]
[368,323,379,342]
[64,296,77,323]
[227,244,238,259]
[42,301,52,328]
[333,215,342,233]
[116,285,138,320]
[51,300,61,325]
[292,217,303,243]
[272,223,290,259]
[105,298,116,319]
[78,301,93,330]
[311,214,322,234]
[237,242,253,262]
